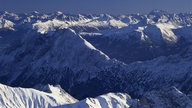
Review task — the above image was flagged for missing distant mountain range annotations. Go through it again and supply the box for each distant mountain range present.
[0,10,192,107]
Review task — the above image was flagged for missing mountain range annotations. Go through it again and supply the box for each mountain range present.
[0,10,192,107]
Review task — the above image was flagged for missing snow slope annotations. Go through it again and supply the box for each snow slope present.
[0,83,77,108]
[59,93,137,108]
[1,83,192,108]
[57,87,192,108]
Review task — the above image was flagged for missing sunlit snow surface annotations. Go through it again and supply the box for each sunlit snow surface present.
[1,83,192,108]
[0,84,77,108]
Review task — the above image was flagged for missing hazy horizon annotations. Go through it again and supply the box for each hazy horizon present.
[0,0,191,15]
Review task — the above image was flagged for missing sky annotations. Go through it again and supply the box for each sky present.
[0,0,191,15]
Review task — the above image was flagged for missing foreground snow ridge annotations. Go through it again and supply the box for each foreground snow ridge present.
[1,83,192,108]
[58,87,192,108]
[60,93,137,108]
[0,83,77,108]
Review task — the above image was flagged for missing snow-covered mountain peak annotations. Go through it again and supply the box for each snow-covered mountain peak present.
[0,18,15,30]
[56,11,63,15]
[34,84,67,94]
[59,92,136,108]
[48,28,111,71]
[0,83,78,108]
[32,19,68,34]
[32,11,40,14]
[99,14,113,19]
